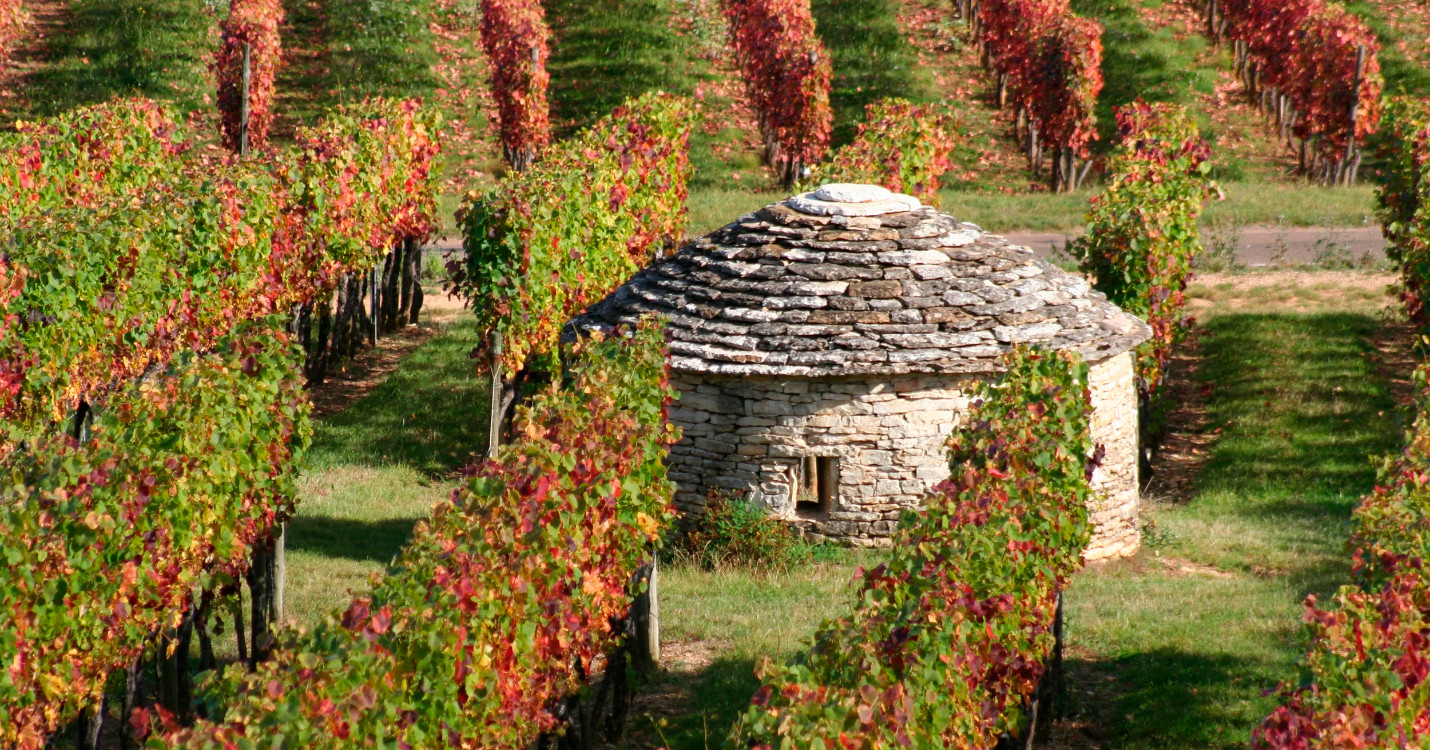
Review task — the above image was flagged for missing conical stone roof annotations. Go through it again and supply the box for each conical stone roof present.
[571,184,1152,377]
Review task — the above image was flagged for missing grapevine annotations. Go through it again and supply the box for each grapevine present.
[214,0,283,153]
[720,0,833,187]
[479,0,551,171]
[1204,0,1382,185]
[1376,97,1430,333]
[0,99,441,439]
[1075,101,1217,446]
[145,321,677,749]
[805,98,959,207]
[1253,363,1430,747]
[962,0,1103,192]
[0,97,441,742]
[0,322,310,749]
[450,91,695,377]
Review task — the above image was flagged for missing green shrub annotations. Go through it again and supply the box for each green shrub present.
[678,490,812,571]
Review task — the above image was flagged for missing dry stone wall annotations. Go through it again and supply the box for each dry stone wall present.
[666,350,1141,559]
[1085,350,1140,560]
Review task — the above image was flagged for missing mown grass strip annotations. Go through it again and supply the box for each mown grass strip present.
[809,0,937,147]
[277,0,440,130]
[1061,307,1403,748]
[286,316,487,625]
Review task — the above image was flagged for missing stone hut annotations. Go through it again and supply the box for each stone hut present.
[571,184,1152,561]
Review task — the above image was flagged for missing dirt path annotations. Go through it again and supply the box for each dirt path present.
[1007,225,1386,268]
[0,0,69,120]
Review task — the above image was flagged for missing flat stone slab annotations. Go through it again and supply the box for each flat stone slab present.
[788,183,922,216]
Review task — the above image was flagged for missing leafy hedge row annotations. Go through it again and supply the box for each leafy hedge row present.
[973,0,1103,192]
[145,320,677,748]
[720,0,833,186]
[0,99,187,230]
[1254,363,1430,746]
[0,98,440,440]
[729,346,1095,747]
[0,97,439,743]
[1222,0,1382,177]
[0,322,310,749]
[214,0,284,153]
[1377,97,1430,335]
[284,98,443,300]
[806,98,959,207]
[479,0,551,171]
[1075,101,1216,438]
[452,92,694,377]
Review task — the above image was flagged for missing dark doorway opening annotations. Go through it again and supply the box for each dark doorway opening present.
[797,456,839,517]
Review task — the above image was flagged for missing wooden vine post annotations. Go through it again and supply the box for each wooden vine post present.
[631,555,660,673]
[487,332,503,458]
[238,43,251,157]
[1343,44,1367,187]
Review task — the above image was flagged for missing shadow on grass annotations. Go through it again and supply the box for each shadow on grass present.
[1063,648,1281,749]
[288,515,421,563]
[634,656,758,750]
[308,318,488,476]
[1057,310,1403,748]
[273,0,439,135]
[809,0,937,148]
[1196,311,1401,503]
[545,0,700,136]
[323,0,439,101]
[19,0,212,121]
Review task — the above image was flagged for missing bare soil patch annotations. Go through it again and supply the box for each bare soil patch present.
[1187,270,1396,314]
[0,0,70,119]
[624,639,730,750]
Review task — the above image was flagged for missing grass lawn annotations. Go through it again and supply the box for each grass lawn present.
[276,0,440,132]
[810,0,938,147]
[1053,277,1405,748]
[284,314,488,626]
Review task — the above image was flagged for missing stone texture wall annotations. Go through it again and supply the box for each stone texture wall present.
[668,371,973,546]
[1083,350,1141,560]
[666,349,1141,559]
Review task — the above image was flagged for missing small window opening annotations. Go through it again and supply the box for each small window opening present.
[796,456,838,517]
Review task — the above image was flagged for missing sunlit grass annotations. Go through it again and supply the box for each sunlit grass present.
[1058,295,1403,747]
